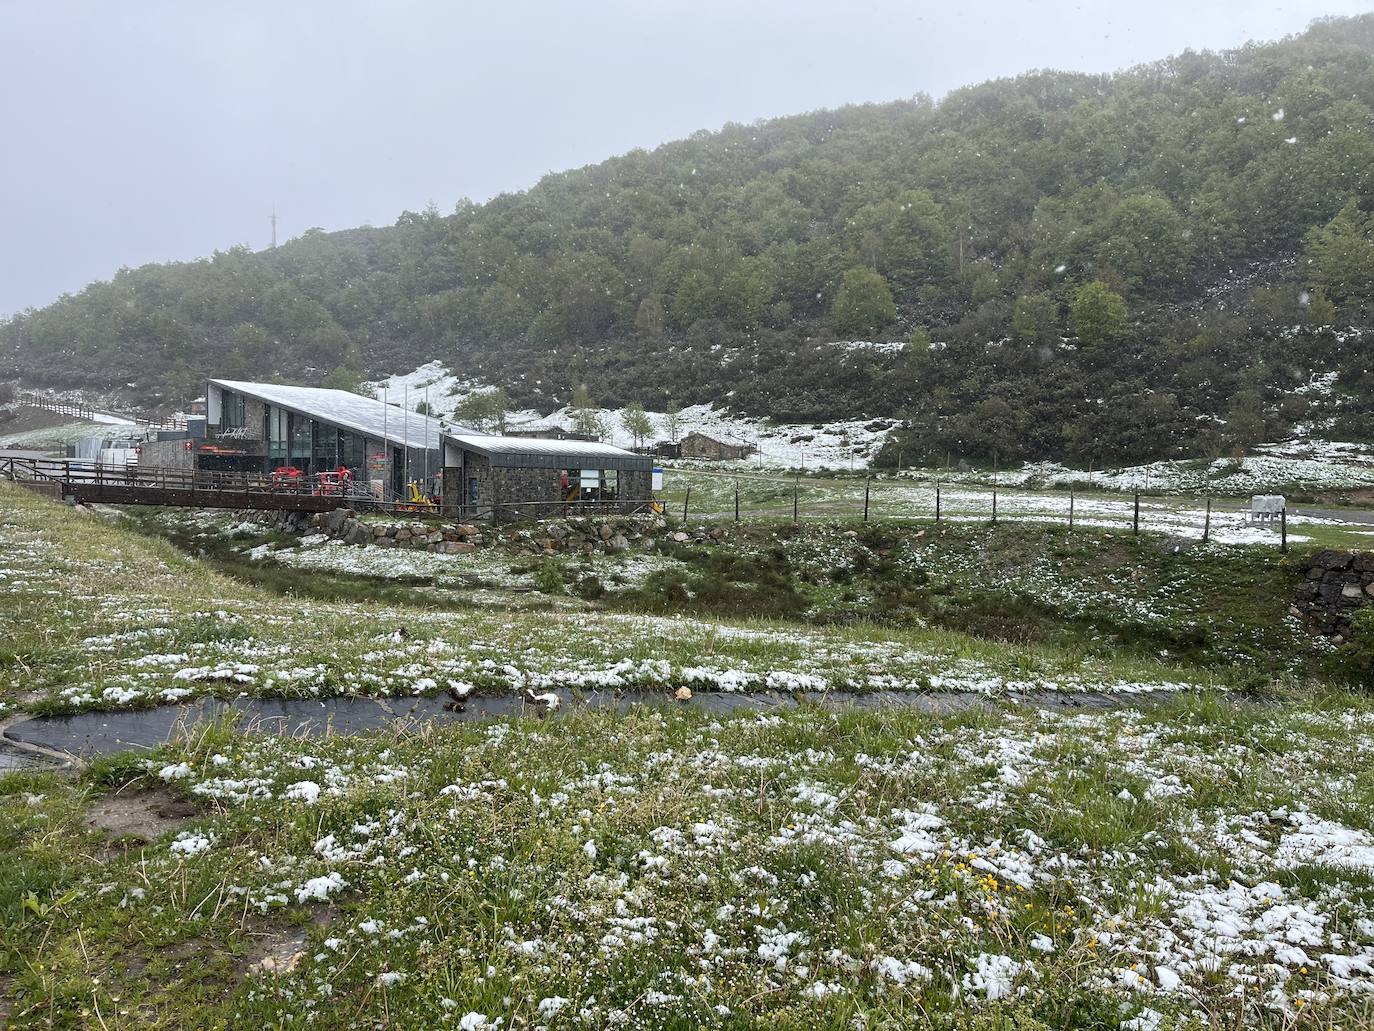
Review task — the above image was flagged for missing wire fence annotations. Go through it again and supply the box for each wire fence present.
[673,476,1292,551]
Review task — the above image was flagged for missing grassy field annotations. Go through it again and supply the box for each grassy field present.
[3,483,1374,1027]
[4,694,1374,1027]
[658,468,1374,551]
[2,484,1295,718]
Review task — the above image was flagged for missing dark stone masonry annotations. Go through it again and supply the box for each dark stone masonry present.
[240,507,734,557]
[1293,549,1374,641]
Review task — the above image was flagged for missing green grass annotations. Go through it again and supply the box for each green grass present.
[3,699,1374,1026]
[3,483,1278,716]
[4,484,1374,1025]
[659,467,1374,551]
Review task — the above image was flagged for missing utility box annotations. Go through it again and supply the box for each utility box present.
[1249,495,1286,524]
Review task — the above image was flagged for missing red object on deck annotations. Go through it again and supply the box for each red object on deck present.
[268,466,305,491]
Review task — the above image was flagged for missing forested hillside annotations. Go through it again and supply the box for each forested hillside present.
[6,15,1374,464]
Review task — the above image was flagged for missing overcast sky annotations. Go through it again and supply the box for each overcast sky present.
[2,0,1369,318]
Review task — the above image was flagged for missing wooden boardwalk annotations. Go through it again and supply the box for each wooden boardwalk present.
[0,457,364,513]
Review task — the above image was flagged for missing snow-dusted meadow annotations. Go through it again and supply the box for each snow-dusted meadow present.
[8,694,1374,1026]
[2,471,1373,1026]
[0,491,1215,716]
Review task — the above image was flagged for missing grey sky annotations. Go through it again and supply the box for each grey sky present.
[1,0,1369,317]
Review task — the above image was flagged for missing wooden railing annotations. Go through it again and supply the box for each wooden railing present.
[1,457,660,521]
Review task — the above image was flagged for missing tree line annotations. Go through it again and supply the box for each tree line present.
[4,14,1374,463]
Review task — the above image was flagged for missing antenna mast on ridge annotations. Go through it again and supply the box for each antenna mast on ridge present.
[270,204,279,249]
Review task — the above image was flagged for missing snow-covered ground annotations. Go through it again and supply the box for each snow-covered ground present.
[368,361,899,470]
[368,362,1374,490]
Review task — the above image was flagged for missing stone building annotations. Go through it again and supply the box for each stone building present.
[443,435,653,520]
[677,431,756,461]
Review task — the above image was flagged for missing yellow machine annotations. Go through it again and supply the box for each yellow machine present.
[396,480,437,513]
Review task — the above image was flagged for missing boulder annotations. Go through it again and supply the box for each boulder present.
[395,528,412,541]
[344,522,372,547]
[320,508,351,535]
[1342,583,1367,602]
[671,531,690,543]
[608,534,630,552]
[452,524,478,537]
[598,523,614,540]
[1315,549,1353,570]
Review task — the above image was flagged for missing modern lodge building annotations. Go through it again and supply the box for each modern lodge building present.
[137,379,653,519]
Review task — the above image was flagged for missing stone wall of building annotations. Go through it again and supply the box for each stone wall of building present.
[444,459,655,520]
[489,466,564,520]
[138,439,195,471]
[1294,550,1374,641]
[242,397,267,437]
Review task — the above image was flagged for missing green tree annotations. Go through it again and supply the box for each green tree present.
[1011,293,1059,346]
[1304,202,1374,306]
[1071,281,1129,346]
[635,295,666,338]
[1225,389,1266,452]
[1306,287,1337,327]
[1094,194,1193,297]
[830,267,896,338]
[662,400,683,443]
[319,366,363,393]
[455,388,509,432]
[620,402,654,448]
[570,384,607,438]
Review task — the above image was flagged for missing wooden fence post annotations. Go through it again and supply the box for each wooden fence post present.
[1069,490,1074,530]
[935,482,941,523]
[682,486,691,523]
[863,478,870,522]
[734,482,739,522]
[1203,498,1211,543]
[1133,493,1140,536]
[991,489,997,525]
[793,480,798,523]
[1281,507,1288,552]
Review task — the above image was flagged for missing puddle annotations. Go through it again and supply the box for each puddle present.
[3,688,1189,759]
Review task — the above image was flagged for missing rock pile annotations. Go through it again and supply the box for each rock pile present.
[503,517,731,557]
[1294,549,1374,641]
[239,508,736,558]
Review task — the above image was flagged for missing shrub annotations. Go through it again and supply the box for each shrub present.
[1338,607,1374,685]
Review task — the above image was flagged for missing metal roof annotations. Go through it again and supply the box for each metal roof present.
[210,379,477,451]
[446,434,652,470]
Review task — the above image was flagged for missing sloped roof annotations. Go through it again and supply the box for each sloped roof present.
[210,379,476,450]
[446,434,652,470]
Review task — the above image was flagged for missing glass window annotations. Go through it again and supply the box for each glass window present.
[222,390,245,430]
[288,413,311,459]
[268,406,287,459]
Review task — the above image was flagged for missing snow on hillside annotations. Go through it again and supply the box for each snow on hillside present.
[368,361,893,469]
[915,440,1374,495]
[369,363,1374,488]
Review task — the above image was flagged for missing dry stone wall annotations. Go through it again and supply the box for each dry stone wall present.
[1294,549,1374,642]
[240,507,733,557]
